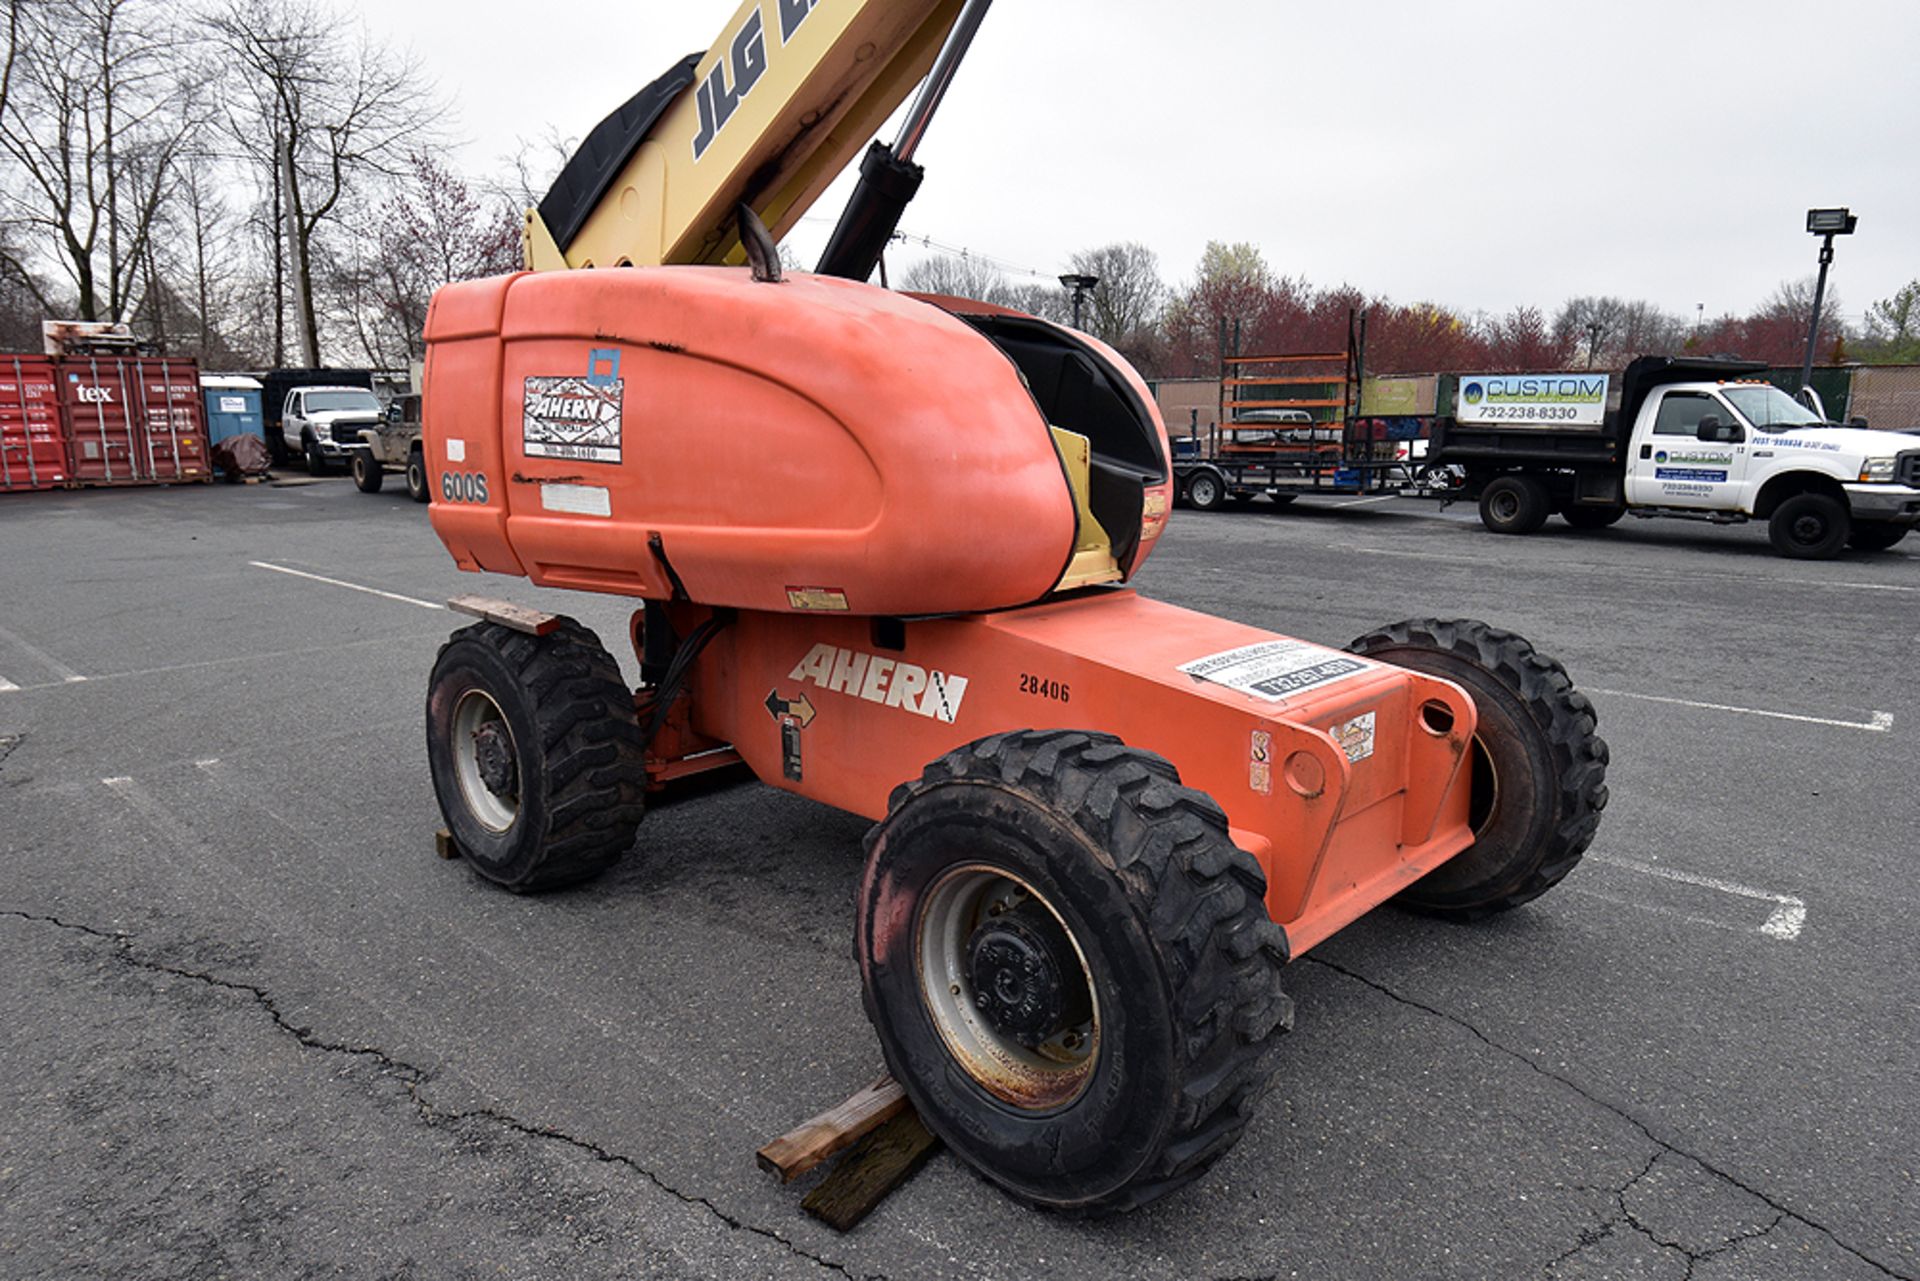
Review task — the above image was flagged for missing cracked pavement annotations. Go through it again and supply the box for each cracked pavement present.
[2,483,1916,1279]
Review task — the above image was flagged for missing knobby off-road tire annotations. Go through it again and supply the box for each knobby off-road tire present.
[857,730,1292,1215]
[351,450,384,493]
[1479,475,1550,534]
[1346,619,1609,916]
[1767,492,1849,559]
[1846,519,1907,552]
[426,619,645,892]
[1562,503,1625,530]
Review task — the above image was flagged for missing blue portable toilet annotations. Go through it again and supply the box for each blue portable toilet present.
[200,374,264,476]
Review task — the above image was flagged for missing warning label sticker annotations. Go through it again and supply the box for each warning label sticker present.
[1333,711,1376,762]
[1179,639,1371,702]
[524,376,622,463]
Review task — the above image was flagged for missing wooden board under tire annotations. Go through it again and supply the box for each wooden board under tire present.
[757,1076,906,1183]
[800,1109,940,1232]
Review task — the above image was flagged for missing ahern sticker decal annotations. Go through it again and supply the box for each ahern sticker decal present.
[523,347,623,464]
[1180,639,1372,702]
[790,644,969,723]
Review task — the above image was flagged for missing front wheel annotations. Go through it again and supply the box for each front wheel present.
[304,435,334,477]
[1346,620,1609,916]
[426,618,646,891]
[1846,520,1908,552]
[1768,492,1849,559]
[858,730,1291,1214]
[351,450,384,493]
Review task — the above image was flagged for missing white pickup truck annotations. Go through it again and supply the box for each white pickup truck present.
[278,385,385,477]
[1430,356,1920,558]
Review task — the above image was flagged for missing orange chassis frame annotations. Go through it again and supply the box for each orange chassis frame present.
[628,589,1477,959]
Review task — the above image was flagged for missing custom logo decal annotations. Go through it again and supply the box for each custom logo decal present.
[523,348,623,464]
[1180,639,1372,702]
[789,644,969,723]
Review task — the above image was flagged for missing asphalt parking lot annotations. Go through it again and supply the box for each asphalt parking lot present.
[2,478,1915,1280]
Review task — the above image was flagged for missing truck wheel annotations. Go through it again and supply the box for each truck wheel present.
[351,450,384,493]
[304,435,333,477]
[405,447,431,503]
[1478,476,1549,534]
[1185,471,1226,511]
[858,730,1291,1214]
[1767,493,1849,559]
[426,619,646,892]
[1345,620,1608,916]
[1562,504,1624,530]
[1845,520,1907,552]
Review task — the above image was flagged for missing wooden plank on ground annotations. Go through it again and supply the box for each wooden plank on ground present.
[434,827,461,860]
[757,1075,906,1183]
[801,1109,941,1232]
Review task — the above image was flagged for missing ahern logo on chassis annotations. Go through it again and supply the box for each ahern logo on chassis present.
[789,644,969,723]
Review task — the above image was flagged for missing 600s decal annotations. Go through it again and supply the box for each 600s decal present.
[440,471,489,504]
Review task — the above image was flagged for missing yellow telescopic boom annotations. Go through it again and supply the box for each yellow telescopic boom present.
[524,0,968,273]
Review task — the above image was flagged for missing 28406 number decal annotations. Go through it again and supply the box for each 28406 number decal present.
[440,471,489,504]
[1018,673,1070,703]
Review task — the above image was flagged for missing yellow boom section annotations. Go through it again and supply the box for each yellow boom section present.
[525,0,965,272]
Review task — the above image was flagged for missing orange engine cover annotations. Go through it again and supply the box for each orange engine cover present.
[423,267,1171,616]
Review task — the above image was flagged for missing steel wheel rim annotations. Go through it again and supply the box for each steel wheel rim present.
[916,865,1100,1110]
[452,688,519,831]
[1490,489,1520,522]
[1191,477,1217,505]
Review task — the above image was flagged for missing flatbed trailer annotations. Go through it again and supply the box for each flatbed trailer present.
[1170,313,1443,509]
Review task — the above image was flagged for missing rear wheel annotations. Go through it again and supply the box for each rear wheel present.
[426,619,645,891]
[1846,520,1907,552]
[1185,471,1226,511]
[1562,503,1624,530]
[1346,620,1608,916]
[351,450,384,493]
[1768,492,1848,559]
[1478,475,1550,534]
[405,447,430,503]
[858,730,1291,1214]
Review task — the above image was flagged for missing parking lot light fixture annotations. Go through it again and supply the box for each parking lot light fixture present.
[1059,273,1099,330]
[1799,207,1857,406]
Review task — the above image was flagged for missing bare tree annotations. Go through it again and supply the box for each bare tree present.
[0,0,203,322]
[901,252,1018,306]
[207,0,442,365]
[1068,242,1166,346]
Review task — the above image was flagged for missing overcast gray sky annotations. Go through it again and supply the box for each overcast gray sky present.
[357,0,1918,325]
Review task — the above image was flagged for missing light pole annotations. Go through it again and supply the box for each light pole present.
[1799,207,1857,406]
[1059,273,1099,330]
[1585,321,1603,369]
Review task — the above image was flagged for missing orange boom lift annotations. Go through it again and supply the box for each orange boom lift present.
[421,0,1608,1213]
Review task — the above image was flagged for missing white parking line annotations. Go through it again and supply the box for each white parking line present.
[1591,688,1892,734]
[1329,540,1920,594]
[249,560,445,611]
[0,622,88,683]
[1588,853,1807,941]
[0,676,17,692]
[1334,495,1399,508]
